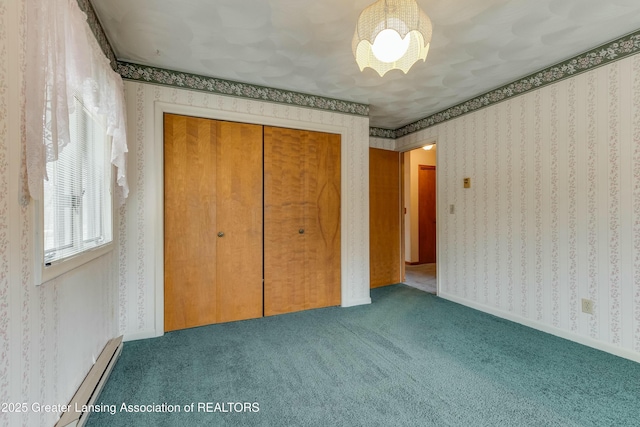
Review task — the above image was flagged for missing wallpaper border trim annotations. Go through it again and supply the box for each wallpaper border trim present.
[395,30,640,138]
[391,29,640,139]
[369,127,397,139]
[117,61,370,117]
[80,1,639,139]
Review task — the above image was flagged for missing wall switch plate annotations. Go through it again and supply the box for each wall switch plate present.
[449,204,455,214]
[581,298,594,315]
[463,177,471,188]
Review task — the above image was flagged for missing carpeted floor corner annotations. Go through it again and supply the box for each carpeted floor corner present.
[86,285,640,426]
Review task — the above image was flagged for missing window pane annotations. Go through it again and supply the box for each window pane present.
[82,109,107,244]
[43,96,112,264]
[44,135,77,256]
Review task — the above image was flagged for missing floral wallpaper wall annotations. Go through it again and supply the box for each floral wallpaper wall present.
[0,0,118,425]
[397,53,640,361]
[369,137,396,151]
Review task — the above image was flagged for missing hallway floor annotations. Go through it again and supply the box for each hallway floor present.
[403,263,437,294]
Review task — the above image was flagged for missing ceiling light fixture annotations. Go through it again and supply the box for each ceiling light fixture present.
[352,0,432,77]
[422,143,435,150]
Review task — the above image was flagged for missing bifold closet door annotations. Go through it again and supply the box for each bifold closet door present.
[164,114,263,332]
[263,127,341,316]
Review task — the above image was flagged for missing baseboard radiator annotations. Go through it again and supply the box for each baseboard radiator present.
[56,336,123,427]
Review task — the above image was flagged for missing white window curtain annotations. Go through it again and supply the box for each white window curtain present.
[25,0,128,202]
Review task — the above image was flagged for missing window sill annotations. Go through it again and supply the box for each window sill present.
[38,242,114,285]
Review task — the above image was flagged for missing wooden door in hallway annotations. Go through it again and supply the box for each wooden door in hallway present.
[369,148,402,288]
[418,165,436,264]
[263,126,341,315]
[163,114,263,332]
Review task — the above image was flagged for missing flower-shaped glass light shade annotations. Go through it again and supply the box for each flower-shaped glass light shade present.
[353,0,432,77]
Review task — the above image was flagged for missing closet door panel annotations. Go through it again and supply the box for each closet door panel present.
[263,127,306,315]
[303,132,341,309]
[215,121,264,323]
[264,127,341,315]
[164,114,218,331]
[164,115,264,331]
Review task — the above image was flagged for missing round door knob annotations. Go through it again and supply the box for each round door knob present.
[299,229,305,234]
[217,232,224,237]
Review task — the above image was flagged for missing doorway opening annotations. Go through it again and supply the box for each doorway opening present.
[402,145,437,294]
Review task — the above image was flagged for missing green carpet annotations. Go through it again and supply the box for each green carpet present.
[87,285,640,426]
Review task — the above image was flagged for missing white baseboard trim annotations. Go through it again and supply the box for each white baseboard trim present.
[439,292,640,364]
[122,298,376,341]
[123,329,162,342]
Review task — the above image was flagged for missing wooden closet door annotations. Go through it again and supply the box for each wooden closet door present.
[369,148,402,288]
[164,114,263,332]
[264,127,341,316]
[303,131,341,309]
[164,114,218,331]
[215,121,264,323]
[263,127,306,314]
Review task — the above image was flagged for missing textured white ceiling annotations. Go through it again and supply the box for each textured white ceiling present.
[91,0,640,129]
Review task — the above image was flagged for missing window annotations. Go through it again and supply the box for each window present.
[26,0,127,285]
[41,96,113,268]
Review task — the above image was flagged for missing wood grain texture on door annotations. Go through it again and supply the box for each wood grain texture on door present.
[264,127,341,315]
[215,120,264,324]
[418,165,437,264]
[164,114,218,331]
[369,148,402,288]
[164,114,263,332]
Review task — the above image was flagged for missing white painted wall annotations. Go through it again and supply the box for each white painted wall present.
[0,1,119,425]
[118,81,371,340]
[403,148,437,263]
[396,54,640,362]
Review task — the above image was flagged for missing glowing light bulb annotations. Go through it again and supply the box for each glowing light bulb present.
[371,29,410,63]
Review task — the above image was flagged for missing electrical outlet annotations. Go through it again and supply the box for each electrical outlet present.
[581,298,594,315]
[449,204,455,214]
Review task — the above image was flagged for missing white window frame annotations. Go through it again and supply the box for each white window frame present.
[33,102,115,286]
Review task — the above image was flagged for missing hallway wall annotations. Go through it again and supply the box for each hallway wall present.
[404,148,437,263]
